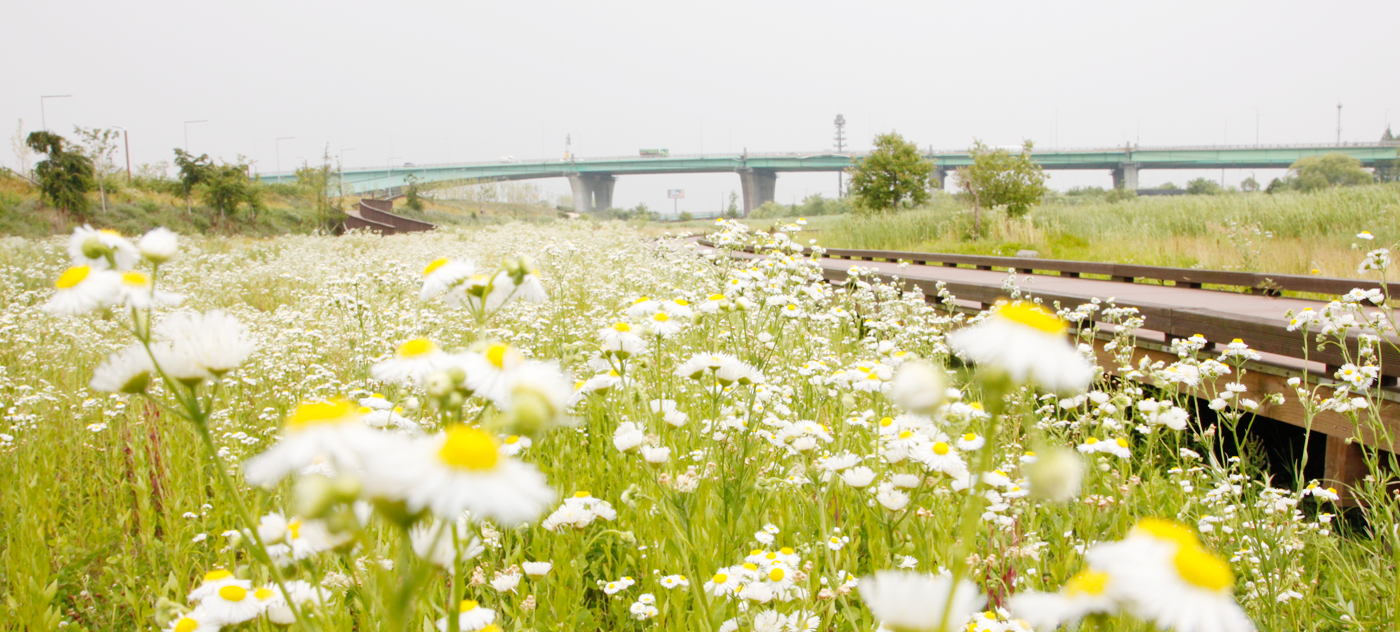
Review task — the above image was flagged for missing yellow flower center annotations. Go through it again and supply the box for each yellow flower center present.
[1232,338,1243,344]
[1085,437,1098,445]
[480,626,501,632]
[780,547,794,555]
[898,430,913,439]
[1174,545,1234,592]
[459,599,479,612]
[574,491,591,498]
[996,302,1067,335]
[969,402,983,411]
[963,433,977,441]
[653,312,671,322]
[56,266,91,289]
[750,549,762,556]
[708,293,725,301]
[204,569,233,581]
[634,296,650,303]
[742,563,758,571]
[880,417,894,427]
[100,228,121,236]
[255,587,274,600]
[219,585,248,602]
[423,258,449,277]
[713,573,728,584]
[397,338,437,358]
[765,552,777,560]
[933,442,950,455]
[612,322,631,332]
[675,299,689,306]
[287,519,302,540]
[1024,451,1036,457]
[486,344,509,369]
[1064,569,1109,596]
[121,271,149,287]
[1133,518,1200,548]
[506,435,520,444]
[174,617,199,632]
[768,568,785,582]
[285,400,359,430]
[438,426,500,471]
[1116,438,1129,448]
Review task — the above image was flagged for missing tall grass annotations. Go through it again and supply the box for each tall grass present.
[822,185,1400,276]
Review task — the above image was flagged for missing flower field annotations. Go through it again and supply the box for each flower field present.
[0,220,1397,632]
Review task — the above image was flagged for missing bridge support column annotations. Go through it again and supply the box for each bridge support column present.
[567,173,617,213]
[932,167,948,190]
[739,168,777,215]
[1111,162,1140,190]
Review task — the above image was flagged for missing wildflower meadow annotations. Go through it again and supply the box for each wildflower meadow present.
[1,219,1397,632]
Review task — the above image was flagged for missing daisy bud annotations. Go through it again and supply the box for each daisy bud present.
[447,366,468,384]
[889,362,948,415]
[81,236,112,260]
[294,475,336,519]
[1027,447,1084,502]
[426,371,454,397]
[509,388,555,437]
[840,394,857,410]
[137,227,179,263]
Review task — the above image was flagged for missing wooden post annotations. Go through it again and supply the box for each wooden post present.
[1323,435,1368,506]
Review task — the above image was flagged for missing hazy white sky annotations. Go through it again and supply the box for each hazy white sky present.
[5,0,1397,214]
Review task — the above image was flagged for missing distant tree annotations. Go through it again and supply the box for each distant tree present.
[1383,126,1394,142]
[846,132,933,213]
[678,211,694,221]
[1284,153,1373,192]
[174,148,213,213]
[1186,178,1223,195]
[295,150,340,229]
[1239,176,1260,192]
[1159,181,1179,190]
[11,119,33,178]
[727,191,740,217]
[26,131,95,217]
[203,160,259,218]
[404,174,425,212]
[74,126,122,214]
[955,139,1048,236]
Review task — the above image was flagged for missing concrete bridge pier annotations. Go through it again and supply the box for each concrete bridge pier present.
[932,166,949,190]
[1111,162,1140,190]
[568,173,617,213]
[739,168,777,215]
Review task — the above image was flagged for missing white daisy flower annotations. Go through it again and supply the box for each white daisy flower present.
[955,432,985,451]
[888,362,948,415]
[410,516,485,568]
[44,265,121,316]
[704,567,744,597]
[260,580,334,626]
[68,225,140,270]
[242,400,380,487]
[188,569,246,602]
[646,310,685,336]
[115,271,183,309]
[457,343,527,406]
[1008,568,1117,630]
[371,338,448,386]
[370,425,555,525]
[840,466,876,488]
[523,561,553,577]
[153,310,257,378]
[600,322,647,358]
[163,608,220,632]
[420,258,475,301]
[196,582,264,625]
[89,343,155,394]
[948,301,1094,393]
[858,571,985,632]
[437,600,496,632]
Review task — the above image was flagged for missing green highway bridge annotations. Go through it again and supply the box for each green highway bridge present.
[260,143,1399,213]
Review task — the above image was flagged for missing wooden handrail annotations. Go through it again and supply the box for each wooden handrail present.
[700,240,1400,297]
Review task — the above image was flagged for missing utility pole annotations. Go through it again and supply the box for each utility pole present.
[1336,103,1342,145]
[40,95,71,131]
[834,114,847,197]
[276,137,294,180]
[112,126,131,181]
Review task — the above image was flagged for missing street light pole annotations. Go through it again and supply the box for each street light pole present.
[40,95,72,131]
[276,137,295,181]
[184,120,208,152]
[112,126,131,181]
[338,148,356,196]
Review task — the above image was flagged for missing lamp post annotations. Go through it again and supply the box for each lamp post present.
[111,126,132,181]
[40,95,72,131]
[338,148,356,196]
[275,137,295,181]
[184,120,207,152]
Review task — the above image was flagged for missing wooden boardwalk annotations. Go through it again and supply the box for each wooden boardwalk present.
[701,241,1398,492]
